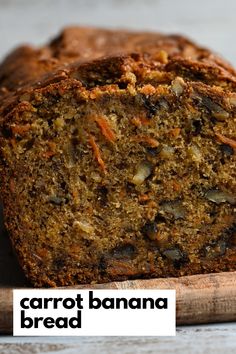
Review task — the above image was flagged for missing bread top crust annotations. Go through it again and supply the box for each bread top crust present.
[1,26,236,123]
[1,26,236,94]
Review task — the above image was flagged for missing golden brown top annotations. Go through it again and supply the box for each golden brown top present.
[1,26,236,124]
[1,26,236,94]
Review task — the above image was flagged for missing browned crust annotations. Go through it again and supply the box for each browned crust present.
[1,26,236,95]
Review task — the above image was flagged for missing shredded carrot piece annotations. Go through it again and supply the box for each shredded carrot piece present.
[9,178,15,193]
[138,194,150,202]
[88,135,107,173]
[139,117,151,126]
[42,150,56,158]
[94,116,116,143]
[131,117,151,127]
[131,117,142,127]
[48,142,56,150]
[133,135,159,147]
[172,180,181,192]
[215,132,236,149]
[169,128,181,138]
[11,124,31,135]
[147,201,157,208]
[42,142,57,158]
[71,189,78,200]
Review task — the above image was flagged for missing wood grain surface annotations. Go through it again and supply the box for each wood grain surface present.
[1,271,236,334]
[1,324,236,354]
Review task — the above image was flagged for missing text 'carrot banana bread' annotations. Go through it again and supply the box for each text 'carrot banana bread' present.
[0,27,235,287]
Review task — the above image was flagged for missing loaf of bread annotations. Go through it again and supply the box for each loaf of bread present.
[0,27,235,287]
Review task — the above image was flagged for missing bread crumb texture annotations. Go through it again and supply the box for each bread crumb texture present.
[0,27,235,286]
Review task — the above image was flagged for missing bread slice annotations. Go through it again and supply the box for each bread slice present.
[0,27,235,287]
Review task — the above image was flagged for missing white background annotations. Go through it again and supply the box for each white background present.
[0,0,236,66]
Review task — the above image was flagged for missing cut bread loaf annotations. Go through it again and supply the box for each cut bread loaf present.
[0,27,235,287]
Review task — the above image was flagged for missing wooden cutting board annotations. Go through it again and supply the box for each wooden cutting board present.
[1,222,236,333]
[1,271,236,334]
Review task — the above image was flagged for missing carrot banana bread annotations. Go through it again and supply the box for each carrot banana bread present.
[0,27,235,287]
